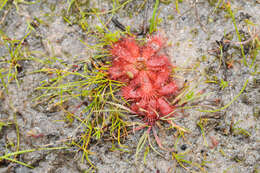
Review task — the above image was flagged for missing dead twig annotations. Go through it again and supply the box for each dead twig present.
[0,10,9,25]
[194,2,207,33]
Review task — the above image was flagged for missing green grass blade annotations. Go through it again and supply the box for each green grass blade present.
[0,0,8,11]
[225,4,247,66]
[149,0,160,33]
[135,130,148,161]
[0,147,68,168]
[197,79,249,113]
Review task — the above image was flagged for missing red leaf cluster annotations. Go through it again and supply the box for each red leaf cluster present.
[109,36,178,125]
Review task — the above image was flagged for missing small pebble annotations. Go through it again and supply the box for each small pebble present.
[181,144,187,150]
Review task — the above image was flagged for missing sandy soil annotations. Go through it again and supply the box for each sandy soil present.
[0,0,259,172]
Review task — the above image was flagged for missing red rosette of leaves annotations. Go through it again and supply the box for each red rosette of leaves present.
[108,35,178,125]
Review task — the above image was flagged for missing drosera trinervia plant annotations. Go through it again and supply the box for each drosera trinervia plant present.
[109,34,178,125]
[32,30,188,168]
[108,33,187,152]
